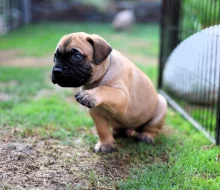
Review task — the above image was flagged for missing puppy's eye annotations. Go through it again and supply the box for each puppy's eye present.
[54,52,60,58]
[72,53,83,61]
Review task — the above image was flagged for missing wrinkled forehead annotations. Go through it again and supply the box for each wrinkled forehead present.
[56,33,93,57]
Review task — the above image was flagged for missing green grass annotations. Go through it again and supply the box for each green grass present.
[0,66,219,189]
[0,22,159,57]
[0,67,51,109]
[117,110,220,189]
[181,0,220,39]
[1,95,93,139]
[0,66,93,139]
[0,23,219,189]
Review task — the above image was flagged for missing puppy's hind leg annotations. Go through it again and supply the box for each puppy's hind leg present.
[136,94,167,143]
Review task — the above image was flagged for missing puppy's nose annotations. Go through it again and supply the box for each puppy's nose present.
[53,68,63,76]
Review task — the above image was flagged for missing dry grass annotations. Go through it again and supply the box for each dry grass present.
[0,127,132,190]
[0,50,53,68]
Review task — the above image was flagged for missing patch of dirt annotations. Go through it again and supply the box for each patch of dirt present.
[0,49,20,63]
[0,93,12,101]
[127,54,157,65]
[0,127,131,190]
[0,49,157,68]
[0,125,172,190]
[0,50,53,67]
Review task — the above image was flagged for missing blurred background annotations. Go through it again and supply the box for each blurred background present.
[0,0,219,144]
[1,1,220,189]
[0,0,161,34]
[0,0,161,65]
[0,0,160,138]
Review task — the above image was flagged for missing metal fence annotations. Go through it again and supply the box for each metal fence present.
[0,0,31,35]
[158,0,220,145]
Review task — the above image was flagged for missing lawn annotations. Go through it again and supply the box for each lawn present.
[0,23,219,190]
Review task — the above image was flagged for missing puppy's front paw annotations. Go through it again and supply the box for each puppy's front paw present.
[75,91,96,108]
[94,142,115,153]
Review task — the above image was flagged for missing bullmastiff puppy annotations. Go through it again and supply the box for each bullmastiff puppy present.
[51,32,167,153]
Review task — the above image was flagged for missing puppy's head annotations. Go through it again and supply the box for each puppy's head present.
[52,32,112,87]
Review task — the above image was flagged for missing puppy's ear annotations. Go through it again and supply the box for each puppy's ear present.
[87,34,112,65]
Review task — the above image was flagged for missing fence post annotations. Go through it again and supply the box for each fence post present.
[158,0,181,89]
[8,0,13,31]
[158,0,166,89]
[22,0,31,24]
[216,87,220,145]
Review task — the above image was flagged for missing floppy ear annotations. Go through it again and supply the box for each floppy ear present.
[87,34,112,65]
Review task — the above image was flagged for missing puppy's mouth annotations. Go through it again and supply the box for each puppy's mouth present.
[52,77,87,88]
[51,65,92,88]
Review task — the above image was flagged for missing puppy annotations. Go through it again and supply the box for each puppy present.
[52,32,167,153]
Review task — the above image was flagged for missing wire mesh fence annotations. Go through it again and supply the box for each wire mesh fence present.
[159,0,220,145]
[0,0,31,35]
